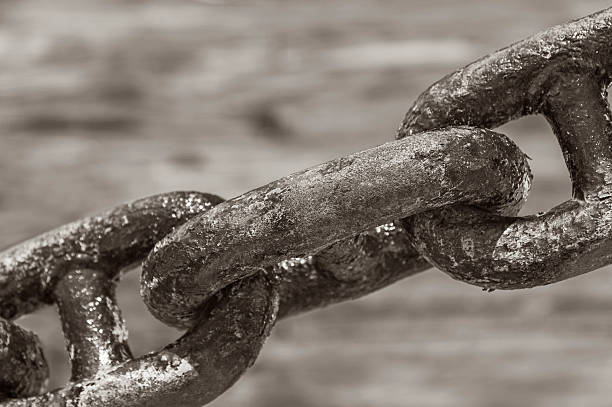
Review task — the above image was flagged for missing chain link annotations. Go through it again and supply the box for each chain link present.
[1,7,611,406]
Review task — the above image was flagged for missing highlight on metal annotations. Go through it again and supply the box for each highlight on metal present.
[1,7,612,406]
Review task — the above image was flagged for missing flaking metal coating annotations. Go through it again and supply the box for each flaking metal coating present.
[1,7,611,407]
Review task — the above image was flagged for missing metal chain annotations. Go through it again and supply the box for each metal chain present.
[1,7,611,406]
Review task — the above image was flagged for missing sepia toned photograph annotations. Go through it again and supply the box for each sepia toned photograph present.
[1,1,612,406]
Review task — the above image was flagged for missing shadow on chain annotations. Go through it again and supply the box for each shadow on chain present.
[1,6,612,407]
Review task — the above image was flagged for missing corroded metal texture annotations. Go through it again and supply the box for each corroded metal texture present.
[0,191,223,321]
[273,222,430,319]
[398,8,612,144]
[142,127,530,328]
[0,319,48,400]
[0,126,530,407]
[1,275,278,407]
[0,191,222,401]
[400,8,612,291]
[54,269,132,381]
[1,7,612,407]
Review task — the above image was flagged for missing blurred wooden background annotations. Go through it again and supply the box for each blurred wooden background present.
[2,1,612,405]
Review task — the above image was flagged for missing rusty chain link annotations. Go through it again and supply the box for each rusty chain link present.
[1,7,611,406]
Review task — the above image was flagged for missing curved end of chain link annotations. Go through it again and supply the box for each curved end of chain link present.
[141,127,531,329]
[401,7,612,291]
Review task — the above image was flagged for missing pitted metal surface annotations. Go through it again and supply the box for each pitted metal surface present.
[1,7,612,407]
[400,8,612,291]
[0,319,48,401]
[142,127,530,328]
[0,191,223,322]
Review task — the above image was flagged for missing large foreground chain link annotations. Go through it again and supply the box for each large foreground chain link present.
[1,7,611,406]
